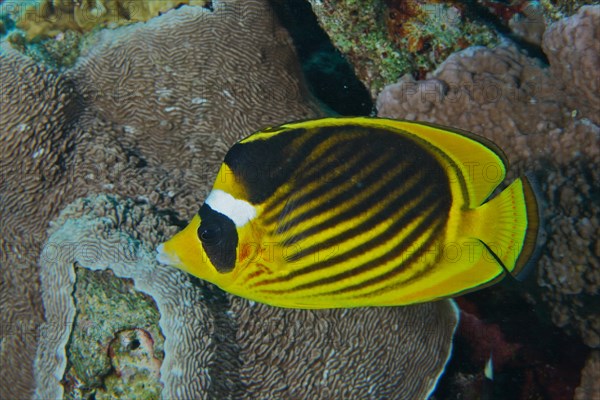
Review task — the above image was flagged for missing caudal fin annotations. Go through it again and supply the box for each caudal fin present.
[476,175,541,280]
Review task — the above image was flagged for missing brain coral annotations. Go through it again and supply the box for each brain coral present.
[37,193,458,398]
[1,1,321,397]
[1,0,457,398]
[377,5,600,347]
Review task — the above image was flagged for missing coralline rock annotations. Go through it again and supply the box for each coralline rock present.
[537,0,599,20]
[1,0,458,398]
[508,1,547,45]
[37,194,459,399]
[37,194,214,399]
[61,267,165,399]
[575,351,600,400]
[543,5,600,126]
[377,6,600,348]
[1,1,321,397]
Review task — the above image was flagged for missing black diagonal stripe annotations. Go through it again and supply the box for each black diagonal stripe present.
[257,201,446,295]
[282,159,424,252]
[293,137,362,189]
[263,138,371,227]
[252,183,446,290]
[274,132,449,247]
[324,217,446,297]
[224,127,327,204]
[284,199,446,294]
[278,149,408,236]
[262,135,354,224]
[273,137,390,233]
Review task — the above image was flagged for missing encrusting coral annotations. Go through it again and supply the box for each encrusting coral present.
[377,5,600,348]
[306,0,501,98]
[1,0,458,398]
[4,0,210,39]
[37,193,458,399]
[542,5,600,125]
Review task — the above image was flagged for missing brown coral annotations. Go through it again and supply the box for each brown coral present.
[543,5,600,125]
[1,1,321,397]
[377,5,600,348]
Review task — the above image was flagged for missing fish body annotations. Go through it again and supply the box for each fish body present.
[157,117,540,309]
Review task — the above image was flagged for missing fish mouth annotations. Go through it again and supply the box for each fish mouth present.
[156,243,181,266]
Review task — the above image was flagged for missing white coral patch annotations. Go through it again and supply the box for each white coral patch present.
[204,189,256,227]
[156,243,180,266]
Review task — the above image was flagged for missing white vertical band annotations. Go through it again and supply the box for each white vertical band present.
[205,189,256,227]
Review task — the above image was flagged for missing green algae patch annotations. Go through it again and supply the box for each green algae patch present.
[308,0,501,98]
[1,0,210,68]
[539,0,599,20]
[62,266,164,400]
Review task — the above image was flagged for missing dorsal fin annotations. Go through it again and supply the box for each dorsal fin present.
[361,118,508,208]
[222,117,508,208]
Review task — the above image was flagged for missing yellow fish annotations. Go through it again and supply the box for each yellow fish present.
[156,117,540,309]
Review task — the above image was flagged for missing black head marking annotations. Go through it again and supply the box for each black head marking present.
[198,204,238,273]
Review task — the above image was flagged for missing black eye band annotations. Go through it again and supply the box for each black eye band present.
[199,224,222,245]
[197,204,238,273]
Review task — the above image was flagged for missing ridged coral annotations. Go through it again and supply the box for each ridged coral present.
[1,1,321,397]
[377,6,600,347]
[37,193,458,398]
[0,41,80,397]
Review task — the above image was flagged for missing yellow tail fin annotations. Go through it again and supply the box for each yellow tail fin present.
[476,176,541,279]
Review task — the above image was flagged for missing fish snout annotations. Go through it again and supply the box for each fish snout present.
[156,243,181,266]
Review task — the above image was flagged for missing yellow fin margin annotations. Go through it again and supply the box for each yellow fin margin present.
[377,120,509,208]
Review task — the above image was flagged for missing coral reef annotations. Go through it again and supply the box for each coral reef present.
[3,0,210,39]
[376,5,600,348]
[537,0,599,20]
[306,0,501,98]
[36,194,211,399]
[2,0,212,66]
[20,29,83,68]
[1,0,458,398]
[36,194,459,398]
[98,328,163,400]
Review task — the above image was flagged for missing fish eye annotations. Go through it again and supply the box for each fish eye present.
[198,224,221,245]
